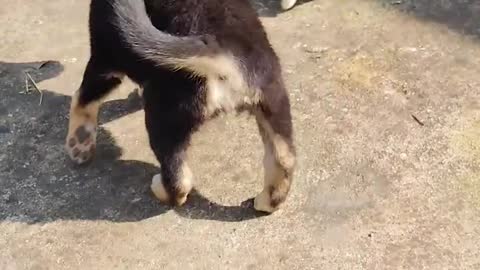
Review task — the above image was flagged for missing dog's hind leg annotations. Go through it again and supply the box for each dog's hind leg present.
[254,83,296,213]
[65,57,124,164]
[147,126,194,206]
[144,88,196,206]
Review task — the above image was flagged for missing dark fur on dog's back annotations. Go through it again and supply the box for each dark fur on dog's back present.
[90,0,282,89]
[88,0,212,83]
[65,0,296,213]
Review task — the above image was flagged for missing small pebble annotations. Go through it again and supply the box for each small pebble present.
[304,46,329,54]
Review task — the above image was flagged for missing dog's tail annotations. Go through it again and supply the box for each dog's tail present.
[110,0,243,82]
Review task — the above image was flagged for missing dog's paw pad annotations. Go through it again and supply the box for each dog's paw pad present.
[65,124,96,165]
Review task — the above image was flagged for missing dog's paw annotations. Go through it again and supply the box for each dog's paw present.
[65,123,96,165]
[151,174,170,203]
[254,190,278,214]
[151,174,190,206]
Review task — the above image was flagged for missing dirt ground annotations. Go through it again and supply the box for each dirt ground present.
[1,0,479,269]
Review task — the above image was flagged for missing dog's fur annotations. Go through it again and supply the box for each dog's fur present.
[281,0,297,10]
[65,0,296,213]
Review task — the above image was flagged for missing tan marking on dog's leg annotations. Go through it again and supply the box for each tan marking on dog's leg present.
[65,90,100,164]
[281,0,297,10]
[136,87,144,98]
[151,174,169,203]
[254,113,296,213]
[151,162,193,206]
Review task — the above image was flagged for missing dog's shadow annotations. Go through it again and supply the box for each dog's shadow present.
[0,60,262,224]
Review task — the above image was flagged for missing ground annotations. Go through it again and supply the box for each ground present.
[1,0,479,269]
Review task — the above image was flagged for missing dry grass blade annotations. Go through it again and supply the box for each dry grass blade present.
[24,74,29,94]
[25,72,44,105]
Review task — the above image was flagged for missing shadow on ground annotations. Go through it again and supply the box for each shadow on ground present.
[378,0,480,38]
[0,61,261,223]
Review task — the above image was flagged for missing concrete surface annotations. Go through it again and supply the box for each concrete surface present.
[1,0,479,269]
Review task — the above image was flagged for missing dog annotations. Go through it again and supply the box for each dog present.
[281,0,297,10]
[65,0,296,213]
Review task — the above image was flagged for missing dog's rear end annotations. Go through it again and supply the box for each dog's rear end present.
[65,0,296,213]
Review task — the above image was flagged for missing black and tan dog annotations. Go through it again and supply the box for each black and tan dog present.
[65,0,296,213]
